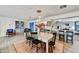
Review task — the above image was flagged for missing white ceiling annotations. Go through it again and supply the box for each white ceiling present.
[0,5,79,19]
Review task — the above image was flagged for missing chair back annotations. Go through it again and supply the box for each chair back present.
[53,32,56,40]
[24,28,31,32]
[31,32,38,39]
[59,30,64,35]
[66,31,73,36]
[25,28,31,38]
[44,29,50,33]
[26,32,31,38]
[24,28,28,32]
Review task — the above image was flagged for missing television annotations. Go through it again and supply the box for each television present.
[7,29,13,33]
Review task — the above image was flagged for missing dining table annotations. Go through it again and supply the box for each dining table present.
[38,32,53,53]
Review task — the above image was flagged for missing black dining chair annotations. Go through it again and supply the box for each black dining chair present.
[30,32,41,52]
[46,29,50,33]
[66,31,73,44]
[25,29,34,46]
[48,32,56,53]
[59,30,65,42]
[31,32,47,52]
[32,39,42,52]
[31,32,38,39]
[24,28,31,33]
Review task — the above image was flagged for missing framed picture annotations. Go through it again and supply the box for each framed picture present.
[15,21,24,29]
[15,21,20,28]
[20,21,24,28]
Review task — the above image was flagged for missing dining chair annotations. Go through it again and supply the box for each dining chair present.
[44,29,50,33]
[24,28,28,33]
[25,29,33,46]
[66,31,73,44]
[32,39,42,52]
[59,30,65,42]
[30,32,41,52]
[31,32,38,39]
[48,32,57,53]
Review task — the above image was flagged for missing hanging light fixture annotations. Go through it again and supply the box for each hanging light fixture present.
[36,9,42,23]
[36,9,45,28]
[36,9,42,18]
[37,10,42,13]
[60,5,67,9]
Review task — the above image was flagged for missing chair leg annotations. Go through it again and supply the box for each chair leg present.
[30,41,32,46]
[63,38,65,42]
[49,47,51,53]
[59,36,60,40]
[36,45,38,53]
[50,46,52,52]
[49,46,53,53]
[50,46,53,53]
[28,40,30,46]
[71,38,73,44]
[26,40,29,44]
[66,39,68,43]
[72,41,73,44]
[32,43,33,48]
[42,42,46,53]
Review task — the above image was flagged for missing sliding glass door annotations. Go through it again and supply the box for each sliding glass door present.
[75,21,79,32]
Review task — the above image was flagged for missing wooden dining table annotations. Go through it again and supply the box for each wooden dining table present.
[38,32,53,53]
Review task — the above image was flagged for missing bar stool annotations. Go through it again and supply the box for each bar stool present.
[66,31,73,44]
[59,30,65,42]
[48,32,56,53]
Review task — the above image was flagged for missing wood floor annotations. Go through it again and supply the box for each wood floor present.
[0,34,79,53]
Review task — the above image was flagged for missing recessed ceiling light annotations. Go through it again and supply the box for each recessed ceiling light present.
[60,5,67,9]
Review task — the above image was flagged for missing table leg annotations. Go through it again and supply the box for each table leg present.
[46,42,48,53]
[65,32,66,42]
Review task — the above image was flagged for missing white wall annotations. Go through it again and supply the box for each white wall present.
[0,17,19,37]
